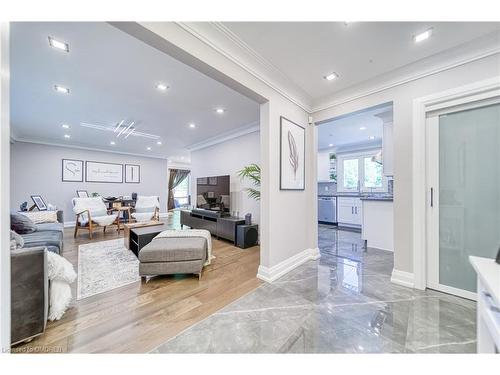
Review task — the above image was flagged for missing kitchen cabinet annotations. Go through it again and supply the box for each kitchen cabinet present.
[361,199,394,251]
[337,197,362,227]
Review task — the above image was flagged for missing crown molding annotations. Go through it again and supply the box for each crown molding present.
[11,136,169,160]
[312,35,500,114]
[187,121,260,152]
[175,22,313,113]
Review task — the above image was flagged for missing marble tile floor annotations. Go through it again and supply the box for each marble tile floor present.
[152,225,477,353]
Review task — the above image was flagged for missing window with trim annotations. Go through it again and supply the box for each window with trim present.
[173,175,190,206]
[337,150,387,192]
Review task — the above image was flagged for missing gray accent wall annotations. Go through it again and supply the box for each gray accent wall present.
[10,141,168,225]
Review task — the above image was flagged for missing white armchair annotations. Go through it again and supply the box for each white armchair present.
[72,197,120,239]
[131,196,160,223]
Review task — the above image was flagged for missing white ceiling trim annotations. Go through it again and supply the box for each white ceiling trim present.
[175,22,313,113]
[12,136,169,160]
[311,46,500,114]
[187,120,260,152]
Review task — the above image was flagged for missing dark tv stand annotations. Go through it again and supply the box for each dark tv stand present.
[180,209,245,245]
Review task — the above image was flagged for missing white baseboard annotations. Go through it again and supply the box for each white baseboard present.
[257,247,320,283]
[63,221,76,228]
[390,268,415,288]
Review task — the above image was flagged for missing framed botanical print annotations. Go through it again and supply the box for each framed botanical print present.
[280,116,305,190]
[125,164,140,183]
[62,159,84,182]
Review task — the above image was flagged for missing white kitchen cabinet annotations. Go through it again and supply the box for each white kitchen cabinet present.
[337,197,362,227]
[361,199,394,251]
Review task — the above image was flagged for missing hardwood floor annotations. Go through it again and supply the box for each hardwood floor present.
[13,212,261,353]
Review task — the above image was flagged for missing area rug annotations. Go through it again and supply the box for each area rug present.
[77,238,140,300]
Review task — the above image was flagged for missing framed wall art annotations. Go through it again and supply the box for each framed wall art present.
[85,161,123,183]
[62,159,84,182]
[280,116,305,190]
[125,164,141,183]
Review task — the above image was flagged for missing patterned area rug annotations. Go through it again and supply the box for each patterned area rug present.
[77,238,140,300]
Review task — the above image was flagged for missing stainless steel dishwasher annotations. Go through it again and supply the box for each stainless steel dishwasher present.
[318,196,337,224]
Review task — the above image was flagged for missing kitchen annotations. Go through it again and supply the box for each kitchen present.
[317,102,394,252]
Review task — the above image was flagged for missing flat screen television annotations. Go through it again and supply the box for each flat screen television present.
[196,175,230,213]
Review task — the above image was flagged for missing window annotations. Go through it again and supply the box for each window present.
[337,150,387,192]
[363,157,383,188]
[173,175,190,206]
[343,158,359,190]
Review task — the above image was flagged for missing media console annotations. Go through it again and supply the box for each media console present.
[180,209,245,245]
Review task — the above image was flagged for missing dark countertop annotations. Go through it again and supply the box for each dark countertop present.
[319,192,393,201]
[360,196,393,202]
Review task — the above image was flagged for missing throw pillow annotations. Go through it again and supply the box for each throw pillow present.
[19,210,58,224]
[10,212,37,234]
[10,230,24,248]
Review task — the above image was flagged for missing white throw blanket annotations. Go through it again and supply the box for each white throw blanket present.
[154,229,214,266]
[46,251,77,321]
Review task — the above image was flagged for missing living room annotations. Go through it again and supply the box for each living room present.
[7,21,263,352]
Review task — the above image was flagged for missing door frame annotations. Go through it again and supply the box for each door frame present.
[412,76,500,291]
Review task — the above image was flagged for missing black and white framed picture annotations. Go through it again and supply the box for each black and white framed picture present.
[31,195,48,211]
[125,164,140,183]
[208,176,218,185]
[62,159,84,182]
[85,161,123,183]
[280,116,305,190]
[76,190,89,198]
[197,177,208,185]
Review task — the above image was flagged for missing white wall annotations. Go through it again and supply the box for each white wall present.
[190,131,260,224]
[313,54,500,274]
[317,150,331,182]
[10,142,169,224]
[131,22,317,275]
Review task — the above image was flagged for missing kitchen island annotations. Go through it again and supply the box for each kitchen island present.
[361,196,394,251]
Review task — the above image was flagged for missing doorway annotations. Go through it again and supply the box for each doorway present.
[425,99,500,300]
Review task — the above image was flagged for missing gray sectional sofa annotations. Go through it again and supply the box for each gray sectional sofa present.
[10,211,64,345]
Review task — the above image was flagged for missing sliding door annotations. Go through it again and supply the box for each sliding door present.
[426,100,500,299]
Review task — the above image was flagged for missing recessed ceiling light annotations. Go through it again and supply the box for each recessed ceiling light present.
[110,141,116,145]
[324,73,339,81]
[48,37,69,52]
[328,143,333,147]
[61,124,70,129]
[215,108,225,114]
[147,146,152,151]
[64,134,71,139]
[359,126,367,130]
[189,123,196,128]
[369,136,376,140]
[156,141,162,145]
[414,28,433,43]
[156,83,168,91]
[54,85,70,94]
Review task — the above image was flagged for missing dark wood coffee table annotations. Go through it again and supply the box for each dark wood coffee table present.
[125,223,165,257]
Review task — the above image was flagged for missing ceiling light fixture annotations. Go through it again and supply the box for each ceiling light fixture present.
[61,124,70,129]
[48,37,69,52]
[359,126,367,130]
[324,72,339,81]
[156,141,162,145]
[414,28,433,43]
[189,123,196,128]
[54,85,70,94]
[156,83,168,91]
[110,141,116,145]
[147,146,152,151]
[215,108,225,114]
[80,122,160,140]
[329,143,333,147]
[369,136,376,140]
[64,134,71,139]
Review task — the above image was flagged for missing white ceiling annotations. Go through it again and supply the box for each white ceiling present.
[317,103,392,151]
[10,22,260,161]
[222,22,500,101]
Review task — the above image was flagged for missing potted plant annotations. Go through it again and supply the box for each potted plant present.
[237,163,261,201]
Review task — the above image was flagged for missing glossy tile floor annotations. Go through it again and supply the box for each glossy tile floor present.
[153,225,477,353]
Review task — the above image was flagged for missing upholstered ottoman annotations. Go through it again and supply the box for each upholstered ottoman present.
[138,237,207,280]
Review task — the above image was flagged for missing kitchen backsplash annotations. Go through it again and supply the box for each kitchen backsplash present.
[318,181,337,196]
